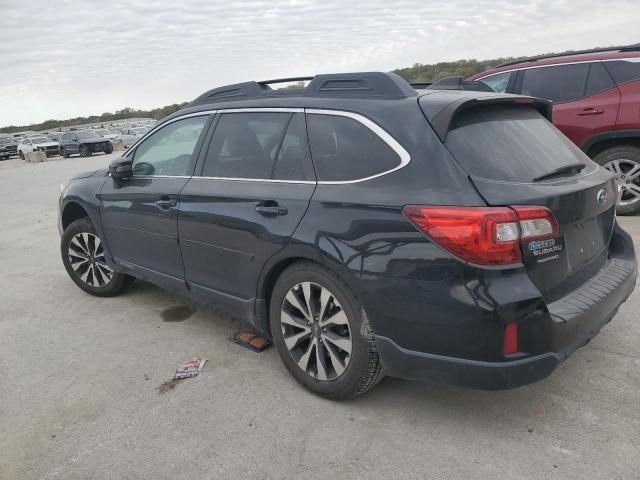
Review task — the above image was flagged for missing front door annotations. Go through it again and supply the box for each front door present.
[178,111,316,317]
[99,114,211,291]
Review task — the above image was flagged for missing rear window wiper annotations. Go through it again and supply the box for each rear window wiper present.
[533,162,586,182]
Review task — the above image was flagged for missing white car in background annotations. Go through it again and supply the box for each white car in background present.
[18,136,60,158]
[95,128,120,140]
[116,127,150,148]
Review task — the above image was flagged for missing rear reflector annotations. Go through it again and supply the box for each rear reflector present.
[402,205,559,266]
[503,322,518,356]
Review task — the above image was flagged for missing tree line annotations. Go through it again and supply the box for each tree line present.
[0,103,189,134]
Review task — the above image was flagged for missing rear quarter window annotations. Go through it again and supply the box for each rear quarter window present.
[307,113,403,182]
[445,105,594,183]
[604,59,640,85]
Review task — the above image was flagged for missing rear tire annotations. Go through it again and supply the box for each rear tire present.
[594,146,640,215]
[61,217,133,297]
[79,145,91,157]
[270,261,383,399]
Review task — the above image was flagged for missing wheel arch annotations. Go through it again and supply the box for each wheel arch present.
[61,201,89,230]
[583,130,640,158]
[254,249,360,336]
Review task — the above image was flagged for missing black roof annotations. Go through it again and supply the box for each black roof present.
[190,72,417,106]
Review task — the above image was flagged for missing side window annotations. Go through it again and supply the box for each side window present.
[131,115,208,176]
[520,64,589,102]
[584,62,615,96]
[479,71,512,93]
[201,112,299,180]
[604,59,640,85]
[307,113,401,182]
[272,114,311,181]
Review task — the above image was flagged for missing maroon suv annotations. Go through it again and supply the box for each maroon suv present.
[469,46,640,214]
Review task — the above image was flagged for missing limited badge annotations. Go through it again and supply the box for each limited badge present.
[523,236,565,265]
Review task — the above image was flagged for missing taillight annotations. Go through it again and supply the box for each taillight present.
[511,206,559,240]
[402,205,558,266]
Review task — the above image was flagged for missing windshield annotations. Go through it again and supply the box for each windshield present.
[0,137,15,144]
[31,137,51,144]
[75,131,101,140]
[445,105,594,183]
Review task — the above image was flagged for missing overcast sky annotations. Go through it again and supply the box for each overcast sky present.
[0,0,638,127]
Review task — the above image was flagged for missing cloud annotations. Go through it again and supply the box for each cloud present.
[0,0,638,126]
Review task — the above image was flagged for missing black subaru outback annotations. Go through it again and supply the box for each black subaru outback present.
[58,72,636,398]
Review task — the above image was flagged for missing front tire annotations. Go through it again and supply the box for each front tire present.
[61,217,133,297]
[61,147,69,158]
[270,261,383,399]
[104,142,113,154]
[19,151,24,160]
[594,146,640,215]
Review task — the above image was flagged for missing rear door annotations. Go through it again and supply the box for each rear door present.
[442,103,617,301]
[178,110,316,312]
[516,62,620,147]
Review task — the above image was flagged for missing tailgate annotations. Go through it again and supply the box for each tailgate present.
[437,101,618,301]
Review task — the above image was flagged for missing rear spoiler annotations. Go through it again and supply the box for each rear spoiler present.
[419,93,553,142]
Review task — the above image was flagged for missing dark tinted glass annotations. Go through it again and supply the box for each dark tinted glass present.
[446,105,592,183]
[202,112,291,179]
[605,59,640,85]
[585,62,615,95]
[520,64,589,102]
[307,114,400,181]
[272,114,310,181]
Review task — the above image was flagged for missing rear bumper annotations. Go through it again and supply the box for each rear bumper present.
[376,229,637,390]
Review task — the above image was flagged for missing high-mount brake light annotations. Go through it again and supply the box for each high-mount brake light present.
[402,205,559,266]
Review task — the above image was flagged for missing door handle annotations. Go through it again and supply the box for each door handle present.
[577,107,604,116]
[155,196,176,209]
[255,201,288,216]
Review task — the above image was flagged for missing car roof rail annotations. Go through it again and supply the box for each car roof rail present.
[190,72,417,106]
[425,76,495,92]
[496,44,640,68]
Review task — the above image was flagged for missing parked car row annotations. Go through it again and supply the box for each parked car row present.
[1,121,154,161]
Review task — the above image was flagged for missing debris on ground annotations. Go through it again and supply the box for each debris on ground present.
[156,357,207,394]
[231,331,271,353]
[174,357,207,379]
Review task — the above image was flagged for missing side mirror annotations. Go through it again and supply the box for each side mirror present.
[109,157,133,179]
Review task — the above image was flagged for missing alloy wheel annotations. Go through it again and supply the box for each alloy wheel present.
[604,159,640,207]
[67,232,113,287]
[281,282,352,381]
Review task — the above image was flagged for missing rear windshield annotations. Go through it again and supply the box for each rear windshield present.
[445,105,592,182]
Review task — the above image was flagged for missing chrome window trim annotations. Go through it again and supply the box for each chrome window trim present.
[125,107,411,185]
[191,176,315,185]
[476,57,640,81]
[305,108,411,185]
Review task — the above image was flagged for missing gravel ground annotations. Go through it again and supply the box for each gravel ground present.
[1,153,639,480]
